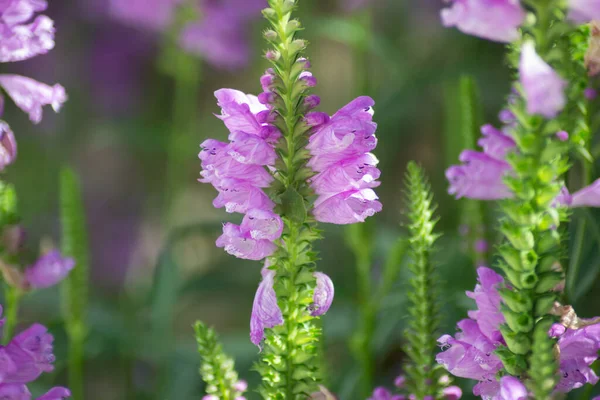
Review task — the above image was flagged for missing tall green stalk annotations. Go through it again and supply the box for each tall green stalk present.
[194,322,246,399]
[60,167,90,400]
[493,3,590,396]
[402,162,441,400]
[254,1,324,398]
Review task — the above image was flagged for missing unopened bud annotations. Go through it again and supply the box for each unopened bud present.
[264,30,278,41]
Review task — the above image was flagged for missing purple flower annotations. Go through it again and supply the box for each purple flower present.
[568,0,600,22]
[440,0,525,43]
[239,209,283,241]
[311,272,334,316]
[250,267,283,347]
[0,122,16,170]
[0,1,65,140]
[0,75,66,124]
[436,268,505,386]
[36,387,71,400]
[212,179,274,214]
[307,96,381,224]
[552,323,600,391]
[216,222,277,261]
[0,384,30,399]
[442,386,462,400]
[313,188,382,225]
[4,324,55,383]
[559,178,600,208]
[466,267,505,342]
[520,42,567,118]
[499,376,528,399]
[23,250,75,289]
[0,13,55,63]
[446,150,513,200]
[446,124,515,200]
[0,307,67,397]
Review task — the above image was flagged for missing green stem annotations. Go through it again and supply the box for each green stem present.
[3,286,20,344]
[567,161,591,301]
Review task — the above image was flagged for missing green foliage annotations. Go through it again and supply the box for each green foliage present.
[402,162,442,399]
[60,166,91,400]
[255,0,325,398]
[194,321,246,400]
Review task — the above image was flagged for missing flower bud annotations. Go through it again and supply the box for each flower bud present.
[265,50,280,61]
[0,122,16,171]
[585,87,597,100]
[556,130,569,141]
[288,39,306,55]
[264,30,278,42]
[499,288,533,313]
[502,305,534,333]
[535,271,563,293]
[500,325,532,355]
[303,95,320,110]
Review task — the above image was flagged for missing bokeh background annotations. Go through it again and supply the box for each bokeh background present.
[7,0,600,399]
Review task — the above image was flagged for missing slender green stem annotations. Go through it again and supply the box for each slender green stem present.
[3,286,20,343]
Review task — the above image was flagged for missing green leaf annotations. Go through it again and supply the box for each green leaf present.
[280,187,307,224]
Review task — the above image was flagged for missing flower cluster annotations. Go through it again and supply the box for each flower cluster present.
[0,0,66,171]
[367,374,462,400]
[306,97,382,224]
[250,263,334,347]
[437,267,600,397]
[441,0,600,42]
[446,121,600,207]
[0,305,70,399]
[108,0,264,69]
[200,89,282,261]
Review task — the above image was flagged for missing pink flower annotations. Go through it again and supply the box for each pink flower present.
[440,0,525,43]
[499,376,528,399]
[216,222,278,261]
[311,272,334,316]
[307,97,381,224]
[250,267,283,347]
[520,42,567,118]
[23,250,75,289]
[0,75,66,124]
[0,122,16,170]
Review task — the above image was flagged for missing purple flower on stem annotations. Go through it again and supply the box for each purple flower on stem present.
[0,75,66,124]
[108,0,178,31]
[307,96,382,224]
[438,267,600,396]
[216,222,278,261]
[36,387,72,400]
[499,376,528,400]
[0,122,16,171]
[446,124,515,200]
[0,1,66,164]
[23,250,75,289]
[311,272,334,316]
[440,0,525,43]
[250,267,283,347]
[520,42,567,118]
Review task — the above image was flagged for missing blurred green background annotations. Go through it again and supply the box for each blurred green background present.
[5,0,600,399]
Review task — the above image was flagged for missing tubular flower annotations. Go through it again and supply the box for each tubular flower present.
[250,265,334,347]
[0,306,70,398]
[519,42,567,118]
[200,89,281,260]
[440,0,525,43]
[437,267,600,396]
[307,97,382,224]
[446,124,515,200]
[23,250,75,289]
[0,0,66,167]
